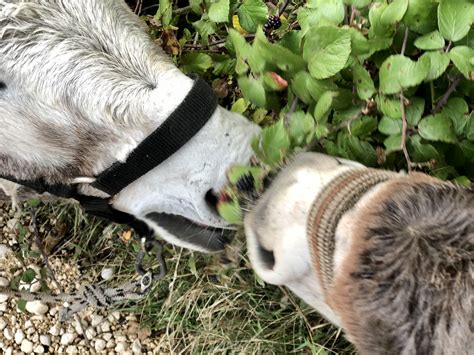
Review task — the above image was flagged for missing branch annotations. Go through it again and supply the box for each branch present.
[434,75,463,113]
[400,27,409,56]
[399,91,412,172]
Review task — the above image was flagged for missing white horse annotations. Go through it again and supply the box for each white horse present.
[0,0,260,252]
[245,153,473,354]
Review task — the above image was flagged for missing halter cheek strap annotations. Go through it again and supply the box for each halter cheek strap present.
[307,168,399,297]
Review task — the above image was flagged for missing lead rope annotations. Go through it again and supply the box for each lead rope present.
[0,237,167,322]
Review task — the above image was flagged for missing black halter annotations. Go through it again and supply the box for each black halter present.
[1,76,218,237]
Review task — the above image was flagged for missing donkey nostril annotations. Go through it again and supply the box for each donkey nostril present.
[205,189,219,213]
[257,242,275,270]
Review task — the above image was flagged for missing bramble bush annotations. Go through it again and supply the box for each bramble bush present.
[149,0,473,221]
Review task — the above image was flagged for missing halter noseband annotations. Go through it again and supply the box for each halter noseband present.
[307,168,399,297]
[1,76,218,237]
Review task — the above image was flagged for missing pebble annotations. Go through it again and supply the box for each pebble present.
[60,332,76,345]
[33,344,45,353]
[15,328,25,344]
[40,334,51,346]
[30,280,42,293]
[132,339,142,354]
[26,300,49,315]
[0,292,9,303]
[66,345,78,354]
[49,323,60,336]
[103,332,113,341]
[95,339,106,352]
[85,326,96,338]
[20,339,33,353]
[5,346,13,355]
[0,244,12,258]
[0,276,8,286]
[0,317,7,330]
[100,320,111,333]
[3,327,13,340]
[91,314,104,327]
[115,342,127,352]
[101,267,114,281]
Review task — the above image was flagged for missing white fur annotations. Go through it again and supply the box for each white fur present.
[0,0,260,251]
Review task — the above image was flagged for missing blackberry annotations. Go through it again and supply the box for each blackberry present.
[263,15,282,33]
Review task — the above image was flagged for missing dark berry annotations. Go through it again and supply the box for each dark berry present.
[264,15,282,33]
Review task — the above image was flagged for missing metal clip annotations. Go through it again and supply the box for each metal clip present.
[135,237,167,282]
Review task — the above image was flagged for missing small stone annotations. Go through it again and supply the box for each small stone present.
[91,314,104,327]
[26,327,35,335]
[0,244,12,259]
[115,342,127,352]
[30,280,42,293]
[132,339,142,354]
[100,267,114,281]
[5,346,13,355]
[102,332,113,341]
[20,339,33,353]
[15,329,25,344]
[0,277,8,287]
[106,340,115,349]
[0,293,9,303]
[49,324,60,336]
[66,345,78,354]
[24,320,33,328]
[60,332,75,345]
[115,335,127,343]
[40,334,51,346]
[95,339,106,352]
[33,344,45,354]
[137,327,151,341]
[26,301,49,315]
[0,303,7,312]
[85,327,96,338]
[0,317,7,330]
[100,320,111,333]
[3,327,13,340]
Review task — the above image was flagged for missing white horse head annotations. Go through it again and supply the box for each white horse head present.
[0,0,260,251]
[245,152,473,353]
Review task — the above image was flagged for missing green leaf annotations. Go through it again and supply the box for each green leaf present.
[379,54,430,94]
[227,165,266,187]
[238,76,266,107]
[418,113,457,143]
[21,268,36,283]
[449,46,474,80]
[17,299,27,313]
[453,175,471,186]
[349,116,378,138]
[303,26,352,79]
[348,28,371,57]
[180,52,213,73]
[289,111,316,146]
[380,0,408,25]
[379,116,402,135]
[314,91,338,122]
[438,0,473,42]
[291,71,338,104]
[228,29,252,75]
[217,195,242,224]
[460,140,474,161]
[414,31,445,50]
[192,19,217,45]
[406,97,425,127]
[306,0,345,25]
[443,97,469,136]
[257,120,291,166]
[368,2,394,39]
[403,0,438,34]
[156,0,172,26]
[253,29,306,75]
[384,134,402,153]
[231,98,249,114]
[408,135,439,162]
[26,199,41,207]
[209,0,230,23]
[347,136,377,166]
[344,0,371,8]
[376,95,402,119]
[237,0,268,33]
[420,51,451,81]
[353,62,375,100]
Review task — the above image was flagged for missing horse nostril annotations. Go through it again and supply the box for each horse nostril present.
[205,189,219,213]
[257,240,275,270]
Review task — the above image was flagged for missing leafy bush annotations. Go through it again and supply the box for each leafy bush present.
[153,0,473,177]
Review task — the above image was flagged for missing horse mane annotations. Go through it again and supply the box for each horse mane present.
[331,178,474,354]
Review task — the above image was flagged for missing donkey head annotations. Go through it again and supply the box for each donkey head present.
[245,152,473,353]
[0,0,260,251]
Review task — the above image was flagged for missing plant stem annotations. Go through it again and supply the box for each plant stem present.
[399,91,412,172]
[400,27,409,56]
[434,75,463,113]
[430,81,435,111]
[173,6,192,16]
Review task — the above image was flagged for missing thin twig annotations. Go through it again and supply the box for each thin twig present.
[349,5,357,26]
[134,0,143,15]
[278,0,291,16]
[30,208,59,287]
[399,91,412,172]
[400,27,409,56]
[434,75,463,113]
[445,40,452,53]
[173,6,192,16]
[284,97,299,128]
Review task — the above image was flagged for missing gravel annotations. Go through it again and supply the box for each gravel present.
[0,203,161,353]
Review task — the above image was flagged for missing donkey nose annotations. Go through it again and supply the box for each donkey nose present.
[255,235,275,270]
[205,188,219,214]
